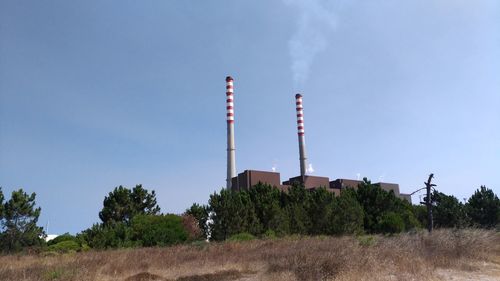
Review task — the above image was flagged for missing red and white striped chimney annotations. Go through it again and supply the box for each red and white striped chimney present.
[296,93,308,176]
[226,76,236,189]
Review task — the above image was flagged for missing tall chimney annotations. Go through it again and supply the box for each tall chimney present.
[226,76,236,189]
[295,93,308,176]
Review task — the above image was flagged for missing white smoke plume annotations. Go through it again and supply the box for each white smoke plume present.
[378,173,386,183]
[283,0,337,88]
[307,163,315,173]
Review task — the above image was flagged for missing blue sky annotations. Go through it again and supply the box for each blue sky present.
[1,0,499,234]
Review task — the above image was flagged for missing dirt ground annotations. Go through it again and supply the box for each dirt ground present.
[121,262,500,281]
[436,261,500,281]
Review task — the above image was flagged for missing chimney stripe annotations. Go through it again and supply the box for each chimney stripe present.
[226,76,236,189]
[295,93,308,176]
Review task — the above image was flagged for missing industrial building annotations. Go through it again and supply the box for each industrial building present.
[224,76,412,203]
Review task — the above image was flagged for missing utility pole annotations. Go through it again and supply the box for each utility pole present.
[423,174,435,233]
[411,173,437,233]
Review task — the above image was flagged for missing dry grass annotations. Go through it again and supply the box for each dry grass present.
[0,229,498,281]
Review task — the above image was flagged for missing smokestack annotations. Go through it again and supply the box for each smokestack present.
[226,76,236,189]
[295,93,308,176]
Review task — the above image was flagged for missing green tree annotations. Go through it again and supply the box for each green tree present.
[432,191,468,228]
[307,187,335,235]
[329,189,364,235]
[0,188,4,219]
[399,208,422,231]
[356,178,397,233]
[283,184,311,234]
[412,205,428,228]
[247,183,287,235]
[208,188,261,240]
[208,189,242,241]
[99,185,160,225]
[0,189,45,252]
[466,186,500,228]
[378,212,405,234]
[356,178,418,233]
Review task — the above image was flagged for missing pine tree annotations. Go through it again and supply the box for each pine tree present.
[99,185,160,225]
[283,184,311,234]
[466,186,500,228]
[0,189,45,252]
[307,187,335,235]
[432,191,468,228]
[329,188,364,235]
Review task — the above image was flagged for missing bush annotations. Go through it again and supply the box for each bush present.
[47,240,81,253]
[262,229,277,239]
[78,222,136,249]
[357,235,377,247]
[47,233,78,246]
[131,214,188,247]
[181,214,203,241]
[79,214,193,249]
[228,233,255,242]
[400,209,422,231]
[378,212,405,234]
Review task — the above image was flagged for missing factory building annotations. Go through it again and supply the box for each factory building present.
[282,175,334,194]
[224,76,412,203]
[330,179,412,202]
[231,170,286,191]
[230,171,411,202]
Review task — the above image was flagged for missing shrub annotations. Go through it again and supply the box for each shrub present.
[185,203,210,239]
[47,240,81,253]
[47,233,78,246]
[262,229,277,239]
[131,214,188,247]
[378,212,404,234]
[181,214,203,241]
[357,235,377,247]
[228,232,255,242]
[78,222,136,249]
[400,209,422,231]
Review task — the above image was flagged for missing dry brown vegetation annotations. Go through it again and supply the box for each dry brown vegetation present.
[0,229,499,281]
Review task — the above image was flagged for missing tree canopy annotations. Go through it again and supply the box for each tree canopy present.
[466,186,500,228]
[196,180,422,241]
[0,188,45,252]
[431,191,468,228]
[99,185,160,225]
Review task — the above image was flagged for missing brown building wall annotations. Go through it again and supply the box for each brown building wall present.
[329,179,410,202]
[232,170,282,191]
[399,193,412,203]
[283,175,330,190]
[330,179,363,190]
[231,177,239,191]
[375,182,400,197]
